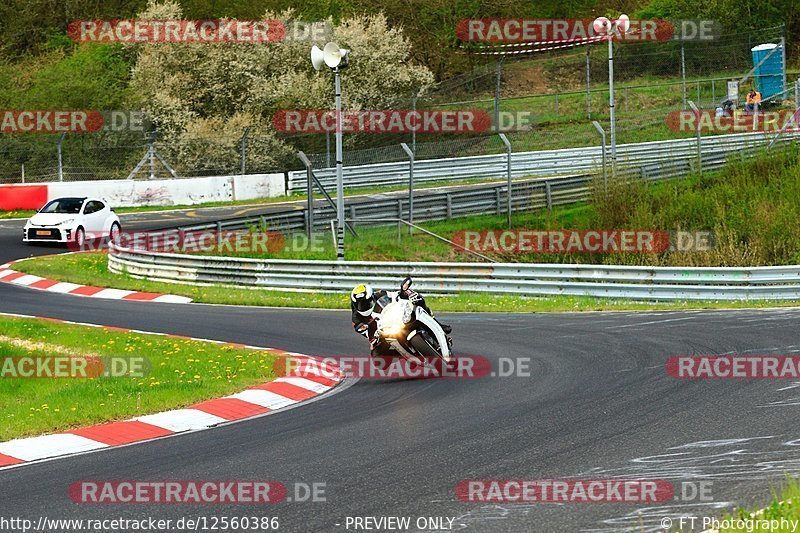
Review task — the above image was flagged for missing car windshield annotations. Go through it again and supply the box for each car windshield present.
[39,198,84,214]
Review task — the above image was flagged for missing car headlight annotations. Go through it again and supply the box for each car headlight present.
[54,219,75,227]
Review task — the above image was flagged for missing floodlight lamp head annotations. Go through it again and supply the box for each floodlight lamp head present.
[616,14,630,34]
[323,42,342,68]
[593,17,611,34]
[311,45,325,71]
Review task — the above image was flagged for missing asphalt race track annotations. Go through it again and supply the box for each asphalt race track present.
[1,211,799,532]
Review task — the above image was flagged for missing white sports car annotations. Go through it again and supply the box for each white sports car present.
[23,197,121,246]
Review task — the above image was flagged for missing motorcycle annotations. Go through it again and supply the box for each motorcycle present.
[373,277,452,365]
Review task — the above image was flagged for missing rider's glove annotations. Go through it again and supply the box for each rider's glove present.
[355,323,369,337]
[405,290,422,303]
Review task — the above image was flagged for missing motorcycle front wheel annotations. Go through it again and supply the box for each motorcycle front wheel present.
[408,329,442,360]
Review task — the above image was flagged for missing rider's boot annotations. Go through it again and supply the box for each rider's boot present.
[434,317,452,334]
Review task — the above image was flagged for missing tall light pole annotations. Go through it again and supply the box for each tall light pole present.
[593,15,629,176]
[311,42,350,261]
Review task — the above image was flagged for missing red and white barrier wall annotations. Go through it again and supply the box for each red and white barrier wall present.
[0,173,286,211]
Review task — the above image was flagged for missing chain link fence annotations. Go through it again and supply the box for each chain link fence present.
[299,24,797,171]
[0,132,295,184]
[0,25,795,184]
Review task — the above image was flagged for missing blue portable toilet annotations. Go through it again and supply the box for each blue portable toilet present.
[750,43,785,100]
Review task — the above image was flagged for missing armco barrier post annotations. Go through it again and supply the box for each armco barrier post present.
[411,89,418,155]
[400,142,414,234]
[586,46,592,119]
[688,101,702,172]
[498,133,512,228]
[240,127,249,175]
[494,57,504,129]
[545,181,553,213]
[148,138,155,179]
[696,80,701,108]
[681,42,687,110]
[57,132,65,182]
[298,151,314,239]
[591,121,607,196]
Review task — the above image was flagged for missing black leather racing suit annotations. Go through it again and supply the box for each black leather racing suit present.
[351,289,392,355]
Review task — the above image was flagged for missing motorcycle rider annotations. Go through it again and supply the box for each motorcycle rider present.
[350,283,451,355]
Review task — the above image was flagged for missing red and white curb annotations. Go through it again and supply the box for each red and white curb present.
[0,313,343,470]
[0,261,191,304]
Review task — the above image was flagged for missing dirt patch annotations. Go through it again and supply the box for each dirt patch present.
[502,62,550,96]
[0,335,100,357]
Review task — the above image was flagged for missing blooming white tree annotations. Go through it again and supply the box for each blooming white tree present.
[128,0,434,172]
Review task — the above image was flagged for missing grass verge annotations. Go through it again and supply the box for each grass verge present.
[0,314,279,441]
[13,252,800,313]
[706,478,799,532]
[0,210,35,219]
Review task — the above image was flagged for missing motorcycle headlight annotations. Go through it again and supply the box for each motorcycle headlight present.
[380,301,415,337]
[380,302,407,337]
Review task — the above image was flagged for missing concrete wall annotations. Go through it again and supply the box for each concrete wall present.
[232,173,285,201]
[0,173,286,210]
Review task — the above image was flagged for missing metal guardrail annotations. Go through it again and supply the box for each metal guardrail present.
[108,244,800,301]
[287,130,800,192]
[110,130,800,302]
[147,175,595,237]
[148,133,785,238]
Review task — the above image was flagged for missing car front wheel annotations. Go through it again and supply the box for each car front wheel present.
[109,222,120,244]
[74,227,85,249]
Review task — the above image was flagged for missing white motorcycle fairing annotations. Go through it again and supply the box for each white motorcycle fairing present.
[409,306,452,362]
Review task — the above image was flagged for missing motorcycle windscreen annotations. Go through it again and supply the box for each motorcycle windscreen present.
[374,294,392,313]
